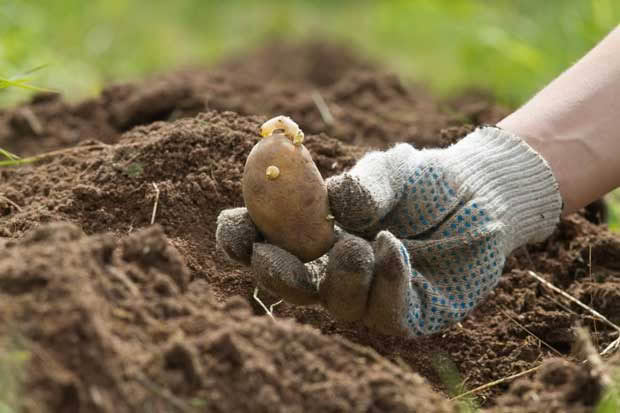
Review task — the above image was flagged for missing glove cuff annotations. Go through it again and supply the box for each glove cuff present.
[442,126,562,253]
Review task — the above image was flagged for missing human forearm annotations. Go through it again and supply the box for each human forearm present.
[498,26,620,215]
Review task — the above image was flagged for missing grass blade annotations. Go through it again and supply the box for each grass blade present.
[0,148,20,161]
[0,158,37,167]
[0,77,55,93]
[0,64,55,93]
[14,64,49,77]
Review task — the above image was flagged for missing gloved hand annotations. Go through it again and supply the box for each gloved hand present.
[216,126,562,337]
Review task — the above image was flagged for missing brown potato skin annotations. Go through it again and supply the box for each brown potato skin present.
[242,134,335,262]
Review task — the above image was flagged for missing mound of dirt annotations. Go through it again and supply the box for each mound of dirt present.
[493,357,606,413]
[0,42,618,412]
[0,222,454,413]
[0,41,508,157]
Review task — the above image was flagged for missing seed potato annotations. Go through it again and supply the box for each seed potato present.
[242,132,335,262]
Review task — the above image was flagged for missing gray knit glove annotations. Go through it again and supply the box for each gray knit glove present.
[216,126,562,337]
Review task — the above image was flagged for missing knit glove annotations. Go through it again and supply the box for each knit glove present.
[216,126,562,337]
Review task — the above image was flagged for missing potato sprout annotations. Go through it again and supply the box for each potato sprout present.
[265,165,280,180]
[260,115,304,145]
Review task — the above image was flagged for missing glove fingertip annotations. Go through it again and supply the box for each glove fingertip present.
[215,207,257,266]
[363,231,415,337]
[373,231,412,279]
[321,233,374,322]
[327,173,380,232]
[252,243,319,305]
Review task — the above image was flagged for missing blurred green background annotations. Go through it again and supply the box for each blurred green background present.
[0,0,619,229]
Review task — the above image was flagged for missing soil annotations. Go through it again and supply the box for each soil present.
[1,41,619,413]
[0,41,507,157]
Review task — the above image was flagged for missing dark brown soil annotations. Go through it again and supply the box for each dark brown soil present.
[0,41,508,157]
[492,356,612,413]
[1,41,618,413]
[1,222,454,413]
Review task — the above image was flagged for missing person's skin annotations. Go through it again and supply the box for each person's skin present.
[498,26,620,216]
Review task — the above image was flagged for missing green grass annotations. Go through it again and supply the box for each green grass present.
[1,1,618,106]
[0,336,30,413]
[0,63,54,166]
[0,64,52,93]
[0,148,19,161]
[0,155,38,167]
[432,353,479,412]
[606,191,620,232]
[596,368,620,413]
